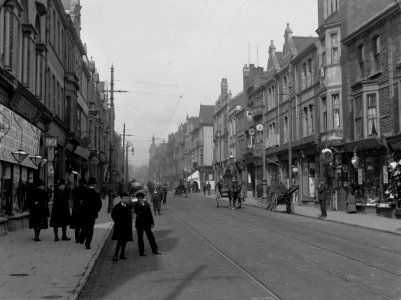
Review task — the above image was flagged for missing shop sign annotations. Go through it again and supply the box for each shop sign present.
[46,138,57,148]
[0,103,39,169]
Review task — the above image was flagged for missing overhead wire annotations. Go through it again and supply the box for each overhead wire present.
[158,0,249,137]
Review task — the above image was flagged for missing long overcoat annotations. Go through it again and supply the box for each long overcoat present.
[70,185,87,229]
[50,187,71,227]
[133,201,154,229]
[111,202,133,241]
[80,187,102,224]
[29,187,50,229]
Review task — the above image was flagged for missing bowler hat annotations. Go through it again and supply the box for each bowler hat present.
[88,177,97,185]
[135,190,145,198]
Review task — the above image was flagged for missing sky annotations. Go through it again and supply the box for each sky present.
[80,0,318,167]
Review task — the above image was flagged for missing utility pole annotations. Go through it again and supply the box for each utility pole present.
[108,65,115,212]
[288,64,293,213]
[261,90,268,208]
[122,122,125,192]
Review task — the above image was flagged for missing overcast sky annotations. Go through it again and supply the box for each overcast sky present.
[80,0,318,167]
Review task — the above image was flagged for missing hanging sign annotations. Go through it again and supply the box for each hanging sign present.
[256,124,264,132]
[321,148,333,164]
[248,128,255,135]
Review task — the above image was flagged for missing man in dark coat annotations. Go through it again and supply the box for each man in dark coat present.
[152,186,162,215]
[231,178,241,209]
[71,177,87,243]
[29,180,50,241]
[317,179,328,219]
[80,177,102,249]
[50,179,71,241]
[133,190,161,256]
[161,183,168,205]
[111,193,133,261]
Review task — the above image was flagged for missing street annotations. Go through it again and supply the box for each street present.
[79,194,401,300]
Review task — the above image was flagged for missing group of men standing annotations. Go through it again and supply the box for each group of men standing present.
[111,189,161,261]
[28,176,103,250]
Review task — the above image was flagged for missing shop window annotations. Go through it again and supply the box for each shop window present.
[302,157,316,198]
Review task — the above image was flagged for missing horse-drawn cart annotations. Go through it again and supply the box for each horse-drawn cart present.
[215,177,242,208]
[270,185,299,213]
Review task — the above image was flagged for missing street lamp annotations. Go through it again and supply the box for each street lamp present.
[351,147,359,169]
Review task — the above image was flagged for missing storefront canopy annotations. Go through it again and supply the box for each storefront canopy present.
[187,170,200,181]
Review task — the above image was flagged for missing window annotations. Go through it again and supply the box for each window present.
[357,44,365,79]
[303,107,308,135]
[367,93,377,136]
[372,36,381,73]
[324,0,339,19]
[307,59,312,85]
[321,39,326,67]
[309,104,314,134]
[283,116,289,143]
[301,63,307,89]
[332,94,340,128]
[331,33,338,63]
[322,97,327,132]
[355,96,363,139]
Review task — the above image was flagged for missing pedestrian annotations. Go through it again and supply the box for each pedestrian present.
[133,190,161,256]
[50,179,71,241]
[152,186,162,215]
[231,178,241,209]
[80,176,102,249]
[28,180,50,241]
[161,183,168,205]
[70,177,87,243]
[111,192,133,261]
[203,182,207,196]
[317,179,328,219]
[346,183,357,213]
[206,181,211,196]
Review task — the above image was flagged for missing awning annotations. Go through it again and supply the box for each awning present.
[187,170,200,181]
[74,146,90,160]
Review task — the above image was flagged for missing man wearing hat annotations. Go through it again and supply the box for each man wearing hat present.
[71,177,87,243]
[80,177,102,249]
[133,189,161,256]
[50,179,71,241]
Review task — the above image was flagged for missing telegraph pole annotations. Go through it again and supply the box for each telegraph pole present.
[122,122,125,192]
[288,64,293,213]
[108,65,115,213]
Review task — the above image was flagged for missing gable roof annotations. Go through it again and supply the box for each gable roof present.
[199,105,214,125]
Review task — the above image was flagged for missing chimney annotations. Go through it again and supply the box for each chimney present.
[220,78,228,97]
[243,64,250,91]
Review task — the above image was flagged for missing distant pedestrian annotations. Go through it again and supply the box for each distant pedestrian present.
[317,179,328,219]
[346,183,357,213]
[80,177,102,249]
[111,193,133,261]
[203,183,207,196]
[50,179,71,241]
[162,183,168,205]
[152,186,162,215]
[28,180,50,241]
[70,177,87,243]
[206,182,211,195]
[133,190,161,256]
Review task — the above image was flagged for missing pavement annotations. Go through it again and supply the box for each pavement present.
[1,193,401,300]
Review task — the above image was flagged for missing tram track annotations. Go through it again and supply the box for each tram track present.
[173,213,281,300]
[171,198,401,299]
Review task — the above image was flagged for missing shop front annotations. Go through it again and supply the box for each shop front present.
[0,103,40,216]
